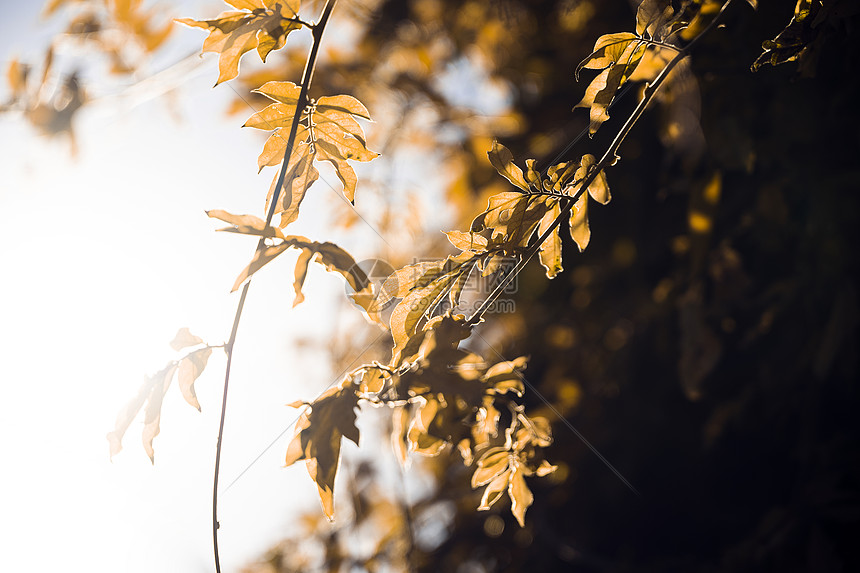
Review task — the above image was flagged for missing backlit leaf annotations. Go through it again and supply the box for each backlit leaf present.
[358,366,387,394]
[446,230,488,252]
[567,154,610,251]
[508,461,534,527]
[178,347,213,411]
[538,199,563,278]
[176,0,303,85]
[316,93,372,120]
[574,34,646,135]
[284,381,360,520]
[472,447,509,487]
[246,82,378,213]
[231,243,290,291]
[169,327,204,351]
[207,209,285,239]
[141,363,178,463]
[291,248,313,307]
[265,148,319,229]
[478,468,511,510]
[487,141,528,191]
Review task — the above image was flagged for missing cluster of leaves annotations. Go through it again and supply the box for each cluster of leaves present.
[176,0,305,85]
[243,81,378,228]
[109,0,782,543]
[2,0,173,147]
[284,311,556,526]
[107,328,217,462]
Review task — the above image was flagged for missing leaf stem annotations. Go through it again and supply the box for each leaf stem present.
[211,2,338,572]
[466,0,735,327]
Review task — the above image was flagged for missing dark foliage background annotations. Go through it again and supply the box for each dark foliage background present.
[242,1,860,571]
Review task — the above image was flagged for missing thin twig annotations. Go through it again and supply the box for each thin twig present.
[466,0,735,327]
[212,2,338,572]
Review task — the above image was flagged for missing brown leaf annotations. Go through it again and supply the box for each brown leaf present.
[284,381,360,520]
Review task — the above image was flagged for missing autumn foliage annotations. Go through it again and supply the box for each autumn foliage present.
[10,0,856,571]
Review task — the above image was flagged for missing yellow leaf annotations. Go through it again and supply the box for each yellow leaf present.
[207,209,286,239]
[508,462,534,527]
[537,199,563,278]
[487,141,529,191]
[316,93,372,120]
[574,38,646,135]
[231,243,290,291]
[472,447,509,487]
[569,193,590,251]
[576,32,638,77]
[176,0,302,85]
[445,230,488,251]
[358,367,387,393]
[178,347,213,411]
[265,149,319,229]
[253,80,302,105]
[478,468,511,510]
[291,248,313,307]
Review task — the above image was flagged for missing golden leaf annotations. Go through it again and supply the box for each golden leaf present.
[472,448,510,487]
[537,199,563,278]
[446,230,488,252]
[207,209,286,239]
[478,468,511,510]
[487,141,529,191]
[574,34,646,135]
[245,82,378,214]
[231,243,290,291]
[358,367,387,394]
[176,0,302,85]
[291,248,313,307]
[265,149,319,229]
[508,462,534,527]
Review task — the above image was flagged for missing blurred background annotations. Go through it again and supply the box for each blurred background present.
[1,1,858,572]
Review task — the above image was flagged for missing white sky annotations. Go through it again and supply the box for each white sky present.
[0,2,395,571]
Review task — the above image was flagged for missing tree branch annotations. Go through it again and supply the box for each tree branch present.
[212,2,338,572]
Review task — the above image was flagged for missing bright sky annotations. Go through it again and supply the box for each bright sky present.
[0,2,391,571]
